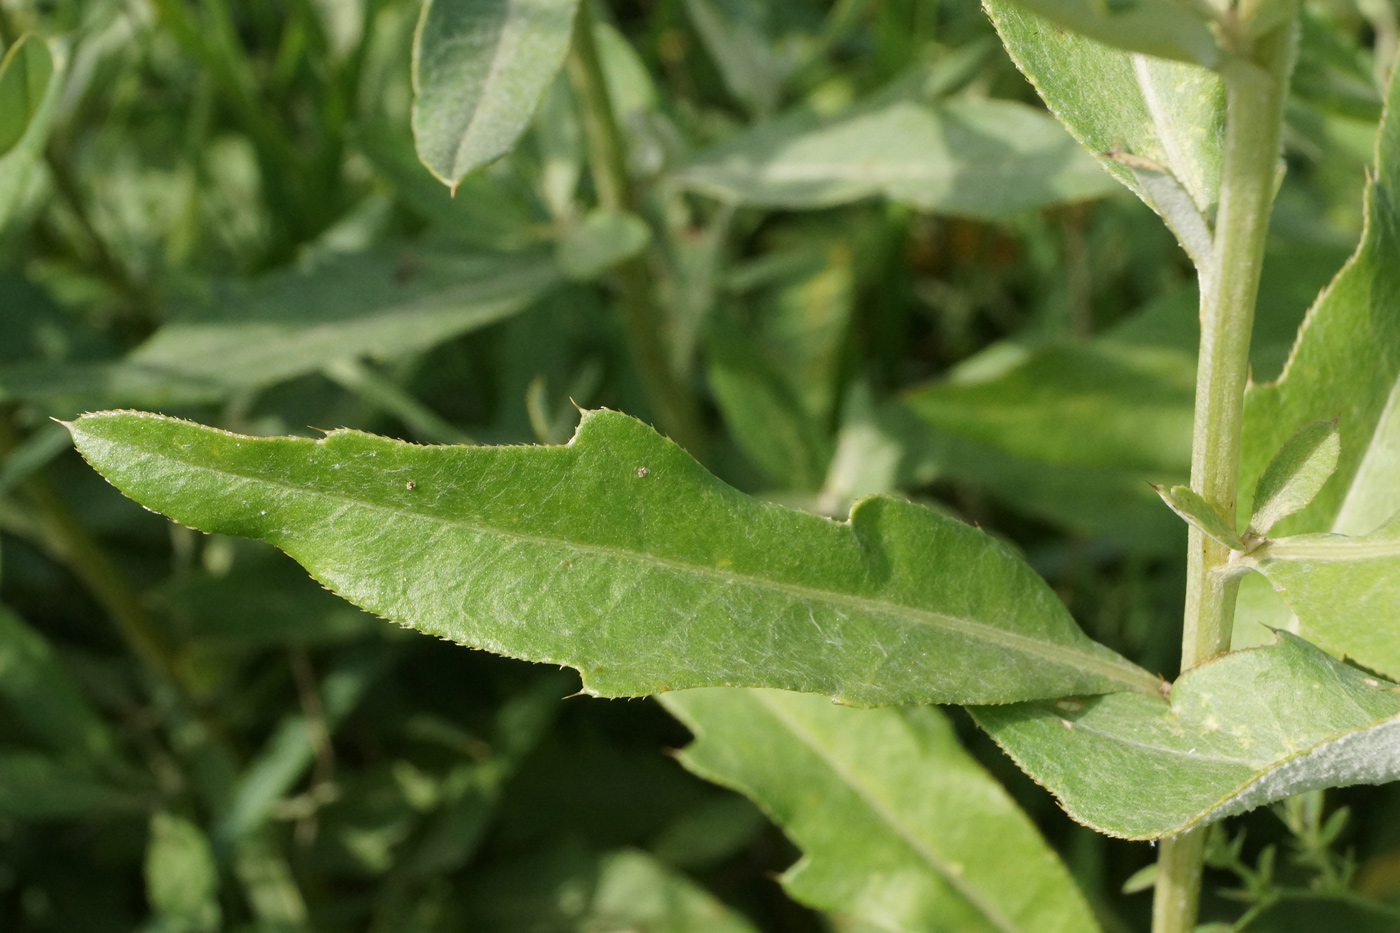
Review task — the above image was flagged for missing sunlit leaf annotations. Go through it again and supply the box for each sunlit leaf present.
[69,409,1161,706]
[998,0,1219,66]
[1247,418,1341,535]
[975,633,1400,839]
[1154,484,1246,550]
[146,812,220,931]
[663,687,1101,933]
[986,0,1223,267]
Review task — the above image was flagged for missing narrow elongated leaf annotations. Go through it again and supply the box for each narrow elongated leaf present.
[2,249,557,405]
[986,0,1223,266]
[1236,63,1400,673]
[0,35,54,156]
[69,409,1160,706]
[1154,484,1245,550]
[974,633,1400,839]
[1243,520,1400,675]
[662,688,1100,933]
[999,0,1219,66]
[412,0,581,187]
[0,34,62,231]
[1248,419,1341,535]
[672,97,1119,219]
[0,752,146,820]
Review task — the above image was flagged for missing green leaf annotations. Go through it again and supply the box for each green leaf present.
[0,752,146,820]
[3,249,557,405]
[0,34,62,231]
[1242,519,1400,676]
[146,812,220,931]
[68,409,1161,705]
[1235,62,1400,674]
[555,208,651,280]
[1247,418,1341,535]
[1153,484,1246,550]
[586,848,761,933]
[986,0,1224,265]
[661,688,1100,933]
[996,0,1219,66]
[672,97,1119,219]
[411,0,581,187]
[0,35,54,156]
[973,633,1400,839]
[0,606,116,761]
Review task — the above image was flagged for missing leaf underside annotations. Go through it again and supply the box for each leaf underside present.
[69,409,1159,707]
[412,0,581,186]
[974,633,1400,839]
[662,688,1099,933]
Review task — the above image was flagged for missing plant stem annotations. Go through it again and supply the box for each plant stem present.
[565,0,709,461]
[1152,20,1296,933]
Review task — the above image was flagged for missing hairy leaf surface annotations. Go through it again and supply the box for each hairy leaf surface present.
[996,0,1218,66]
[673,97,1118,219]
[662,688,1099,933]
[1236,64,1400,671]
[974,634,1400,839]
[412,0,581,187]
[69,410,1159,706]
[986,0,1223,265]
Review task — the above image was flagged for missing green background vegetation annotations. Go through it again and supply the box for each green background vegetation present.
[0,0,1395,930]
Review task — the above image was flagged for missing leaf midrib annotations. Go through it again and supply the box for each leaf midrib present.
[754,693,1027,933]
[115,426,1160,695]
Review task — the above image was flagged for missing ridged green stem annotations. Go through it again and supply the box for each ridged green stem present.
[1152,18,1297,933]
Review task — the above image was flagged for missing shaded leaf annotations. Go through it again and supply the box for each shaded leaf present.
[412,0,581,187]
[2,249,557,405]
[69,409,1160,705]
[1154,484,1245,550]
[974,633,1400,839]
[673,97,1118,219]
[0,752,146,820]
[1248,418,1341,535]
[0,34,62,231]
[661,688,1100,933]
[0,606,116,761]
[0,35,54,156]
[556,208,651,280]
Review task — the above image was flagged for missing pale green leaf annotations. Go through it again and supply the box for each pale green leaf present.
[661,688,1100,933]
[0,35,54,156]
[146,812,220,930]
[974,633,1400,839]
[1243,519,1400,676]
[69,409,1161,705]
[556,208,651,280]
[0,35,62,231]
[672,97,1119,219]
[986,0,1224,265]
[1248,418,1341,535]
[2,249,557,405]
[412,0,581,187]
[1154,484,1246,550]
[997,0,1219,66]
[1235,61,1400,674]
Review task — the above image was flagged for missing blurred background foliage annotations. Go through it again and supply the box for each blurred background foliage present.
[0,0,1395,929]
